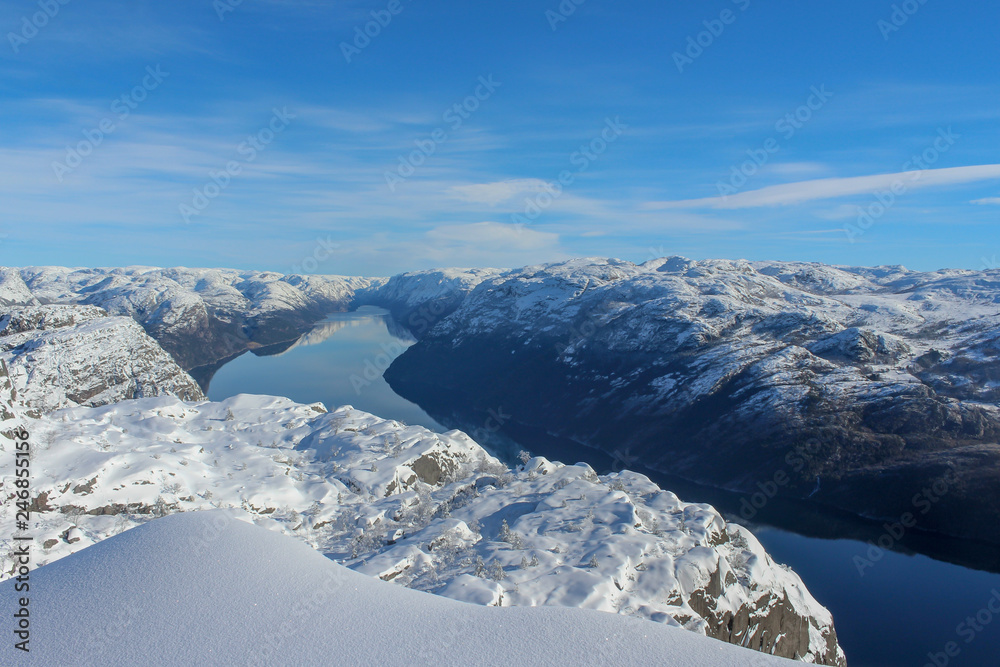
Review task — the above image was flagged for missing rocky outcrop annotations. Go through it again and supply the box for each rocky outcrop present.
[0,268,38,307]
[0,304,205,413]
[807,327,910,364]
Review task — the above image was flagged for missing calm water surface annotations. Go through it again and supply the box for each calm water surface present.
[207,307,443,431]
[206,308,1000,667]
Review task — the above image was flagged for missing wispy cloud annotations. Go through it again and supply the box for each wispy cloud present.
[764,162,830,177]
[426,221,558,251]
[308,222,568,274]
[971,197,1000,205]
[449,179,553,206]
[812,204,860,221]
[646,165,1000,210]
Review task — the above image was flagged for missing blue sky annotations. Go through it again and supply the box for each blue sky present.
[1,0,998,276]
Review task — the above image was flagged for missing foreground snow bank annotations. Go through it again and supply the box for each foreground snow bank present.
[0,511,790,666]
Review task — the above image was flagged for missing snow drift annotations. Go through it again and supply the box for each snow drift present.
[0,510,792,666]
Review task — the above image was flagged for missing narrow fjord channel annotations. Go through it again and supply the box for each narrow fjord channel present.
[204,309,1000,667]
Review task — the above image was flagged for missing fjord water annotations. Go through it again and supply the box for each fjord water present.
[206,309,1000,667]
[206,307,444,432]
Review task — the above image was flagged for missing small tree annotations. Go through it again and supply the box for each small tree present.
[499,519,524,549]
[488,560,506,582]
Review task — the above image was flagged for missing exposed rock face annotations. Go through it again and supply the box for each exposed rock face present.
[0,395,845,664]
[10,266,372,373]
[807,327,910,364]
[383,257,1000,545]
[0,304,205,412]
[0,358,27,432]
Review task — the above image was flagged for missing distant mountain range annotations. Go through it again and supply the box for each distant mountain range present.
[378,258,1000,547]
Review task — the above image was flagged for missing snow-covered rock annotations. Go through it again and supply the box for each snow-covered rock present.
[355,267,504,337]
[0,395,844,664]
[0,269,38,307]
[9,266,372,372]
[807,327,910,364]
[0,510,797,666]
[0,304,204,413]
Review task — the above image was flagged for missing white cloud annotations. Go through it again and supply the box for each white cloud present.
[305,222,567,274]
[646,165,1000,210]
[449,179,553,206]
[426,221,558,250]
[764,162,830,177]
[971,197,1000,205]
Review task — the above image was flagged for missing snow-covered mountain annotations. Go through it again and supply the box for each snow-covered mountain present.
[0,391,844,664]
[7,259,1000,547]
[0,510,798,666]
[3,266,371,374]
[355,267,503,337]
[382,257,1000,545]
[0,304,204,413]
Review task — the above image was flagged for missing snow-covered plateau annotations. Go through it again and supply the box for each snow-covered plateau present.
[0,376,844,663]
